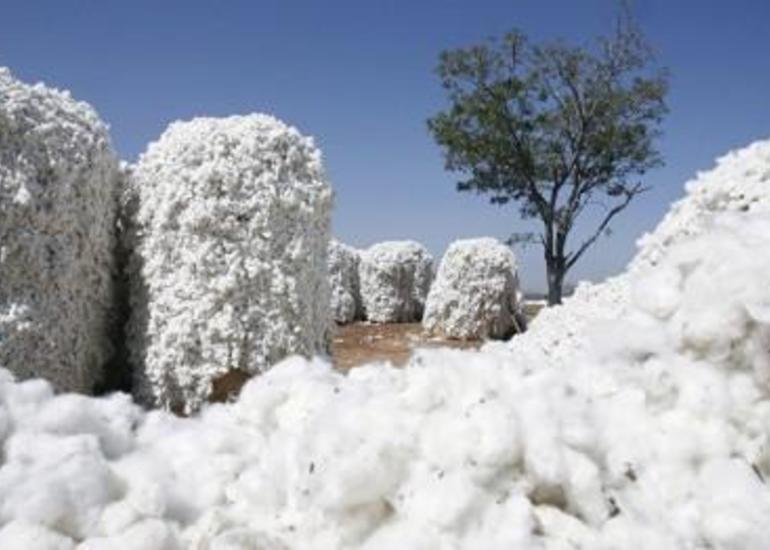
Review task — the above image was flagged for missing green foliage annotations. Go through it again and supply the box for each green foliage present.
[428,11,668,304]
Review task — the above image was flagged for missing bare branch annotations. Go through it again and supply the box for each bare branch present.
[565,182,647,271]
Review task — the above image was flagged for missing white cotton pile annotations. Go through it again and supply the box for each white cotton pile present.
[1,206,770,549]
[632,139,770,270]
[423,238,521,339]
[0,68,119,393]
[503,138,770,369]
[328,240,362,324]
[359,241,434,323]
[126,114,333,412]
[498,275,631,371]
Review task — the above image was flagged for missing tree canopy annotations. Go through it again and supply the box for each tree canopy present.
[428,13,668,304]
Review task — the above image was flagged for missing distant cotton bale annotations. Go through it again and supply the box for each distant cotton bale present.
[359,241,434,323]
[127,114,333,412]
[423,238,521,339]
[0,68,119,392]
[328,240,361,324]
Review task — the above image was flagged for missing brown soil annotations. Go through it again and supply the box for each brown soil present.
[331,302,545,371]
[208,303,546,404]
[331,322,481,371]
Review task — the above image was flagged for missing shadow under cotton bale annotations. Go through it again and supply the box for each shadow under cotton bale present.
[423,238,521,340]
[126,114,332,412]
[359,241,434,323]
[0,68,119,393]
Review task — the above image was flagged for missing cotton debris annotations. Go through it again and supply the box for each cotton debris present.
[359,241,434,323]
[423,237,522,339]
[126,114,333,412]
[0,68,119,393]
[328,240,362,324]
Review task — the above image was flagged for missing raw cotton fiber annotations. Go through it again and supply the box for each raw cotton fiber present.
[126,114,333,412]
[423,237,521,339]
[328,240,362,324]
[359,241,434,323]
[0,68,119,393]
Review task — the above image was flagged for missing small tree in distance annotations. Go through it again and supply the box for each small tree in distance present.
[427,10,668,305]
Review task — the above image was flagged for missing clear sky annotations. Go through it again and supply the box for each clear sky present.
[1,1,768,292]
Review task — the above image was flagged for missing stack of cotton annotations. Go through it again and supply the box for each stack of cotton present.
[423,237,521,339]
[0,68,119,393]
[126,115,333,412]
[359,241,434,323]
[1,205,769,549]
[2,134,770,548]
[328,240,362,324]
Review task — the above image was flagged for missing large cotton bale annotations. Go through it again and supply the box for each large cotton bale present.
[328,240,361,324]
[359,241,433,323]
[0,68,119,392]
[127,114,333,412]
[423,238,521,340]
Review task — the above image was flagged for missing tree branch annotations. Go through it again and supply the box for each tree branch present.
[477,81,550,218]
[564,182,646,271]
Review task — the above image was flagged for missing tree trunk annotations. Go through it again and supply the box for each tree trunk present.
[545,259,564,306]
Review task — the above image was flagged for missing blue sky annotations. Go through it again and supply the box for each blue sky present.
[2,1,768,292]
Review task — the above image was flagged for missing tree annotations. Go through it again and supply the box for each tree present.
[427,11,668,305]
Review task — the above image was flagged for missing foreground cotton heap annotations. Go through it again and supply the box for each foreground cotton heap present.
[0,68,119,393]
[126,115,333,412]
[328,240,362,324]
[423,237,522,339]
[359,241,434,323]
[1,141,769,549]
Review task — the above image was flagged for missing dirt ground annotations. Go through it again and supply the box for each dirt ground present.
[331,302,545,371]
[209,302,545,403]
[331,323,480,371]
